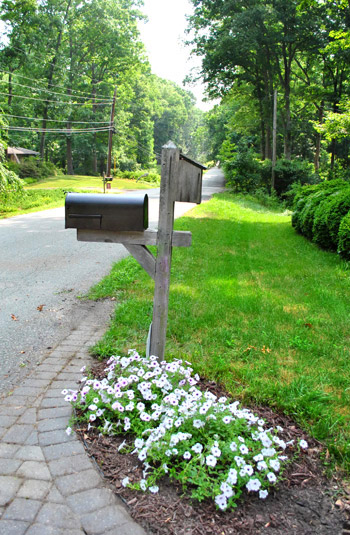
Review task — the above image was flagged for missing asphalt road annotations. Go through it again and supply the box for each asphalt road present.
[0,167,225,394]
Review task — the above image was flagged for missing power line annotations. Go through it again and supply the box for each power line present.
[6,125,111,133]
[0,78,112,102]
[0,67,113,100]
[0,91,109,106]
[2,113,109,124]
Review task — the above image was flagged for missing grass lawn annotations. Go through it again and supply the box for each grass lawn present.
[25,174,157,191]
[0,174,157,218]
[87,192,350,473]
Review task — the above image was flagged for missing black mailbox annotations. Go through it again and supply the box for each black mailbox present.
[65,192,148,231]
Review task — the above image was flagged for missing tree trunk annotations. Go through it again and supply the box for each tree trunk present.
[283,81,292,160]
[330,139,336,170]
[314,101,324,173]
[66,127,74,175]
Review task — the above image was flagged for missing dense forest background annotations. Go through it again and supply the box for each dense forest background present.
[1,0,350,194]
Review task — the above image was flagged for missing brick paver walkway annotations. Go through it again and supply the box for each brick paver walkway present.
[0,317,145,535]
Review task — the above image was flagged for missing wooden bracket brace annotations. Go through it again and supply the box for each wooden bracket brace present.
[124,244,156,280]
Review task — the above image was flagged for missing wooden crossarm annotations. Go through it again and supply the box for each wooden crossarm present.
[77,228,192,247]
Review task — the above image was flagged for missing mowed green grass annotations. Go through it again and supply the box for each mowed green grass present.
[26,174,156,191]
[0,174,156,218]
[87,193,350,472]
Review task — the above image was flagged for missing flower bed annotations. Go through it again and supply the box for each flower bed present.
[64,351,309,512]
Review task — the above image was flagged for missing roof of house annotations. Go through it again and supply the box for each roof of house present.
[7,147,39,156]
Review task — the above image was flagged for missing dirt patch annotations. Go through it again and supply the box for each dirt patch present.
[76,363,350,535]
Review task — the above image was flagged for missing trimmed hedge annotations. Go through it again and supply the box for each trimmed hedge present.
[338,212,350,260]
[292,179,350,260]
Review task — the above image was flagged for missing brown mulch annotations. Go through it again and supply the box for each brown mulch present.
[75,361,350,535]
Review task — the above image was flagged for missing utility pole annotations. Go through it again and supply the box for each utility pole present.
[271,89,277,191]
[106,86,117,178]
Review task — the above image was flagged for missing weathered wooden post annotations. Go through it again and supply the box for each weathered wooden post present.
[149,142,179,360]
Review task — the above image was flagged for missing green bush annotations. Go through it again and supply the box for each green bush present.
[271,158,316,197]
[292,180,348,233]
[291,184,323,233]
[221,145,265,192]
[8,157,59,179]
[298,180,348,239]
[326,189,350,247]
[0,142,24,204]
[337,211,350,260]
[312,194,338,250]
[113,169,160,184]
[299,191,329,239]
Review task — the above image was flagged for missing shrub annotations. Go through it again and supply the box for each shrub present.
[337,211,350,260]
[0,142,24,204]
[326,188,350,247]
[299,190,329,239]
[220,139,264,193]
[312,194,339,250]
[292,179,349,237]
[113,169,160,184]
[9,157,59,179]
[271,159,317,197]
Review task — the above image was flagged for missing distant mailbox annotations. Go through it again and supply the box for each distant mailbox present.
[65,192,148,231]
[176,154,206,204]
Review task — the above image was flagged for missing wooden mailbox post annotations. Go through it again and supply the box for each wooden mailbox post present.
[75,141,205,360]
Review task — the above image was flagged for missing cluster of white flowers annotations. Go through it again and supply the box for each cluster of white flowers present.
[64,351,308,511]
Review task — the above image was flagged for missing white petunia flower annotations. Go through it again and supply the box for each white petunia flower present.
[267,472,277,483]
[246,478,261,492]
[269,459,281,472]
[191,443,203,454]
[299,439,308,449]
[193,419,204,429]
[220,482,234,498]
[259,489,269,499]
[227,467,238,484]
[211,445,222,458]
[206,455,217,468]
[240,444,249,455]
[215,494,227,511]
[122,477,129,487]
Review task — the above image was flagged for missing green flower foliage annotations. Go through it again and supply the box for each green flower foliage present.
[65,352,308,511]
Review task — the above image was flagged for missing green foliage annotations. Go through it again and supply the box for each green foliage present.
[113,169,160,184]
[272,159,317,197]
[8,158,59,179]
[291,179,350,254]
[0,138,23,204]
[220,140,266,193]
[337,211,350,259]
[313,188,350,250]
[68,352,304,509]
[0,188,65,217]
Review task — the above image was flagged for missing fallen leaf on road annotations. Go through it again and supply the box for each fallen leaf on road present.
[11,314,18,321]
[37,304,45,312]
